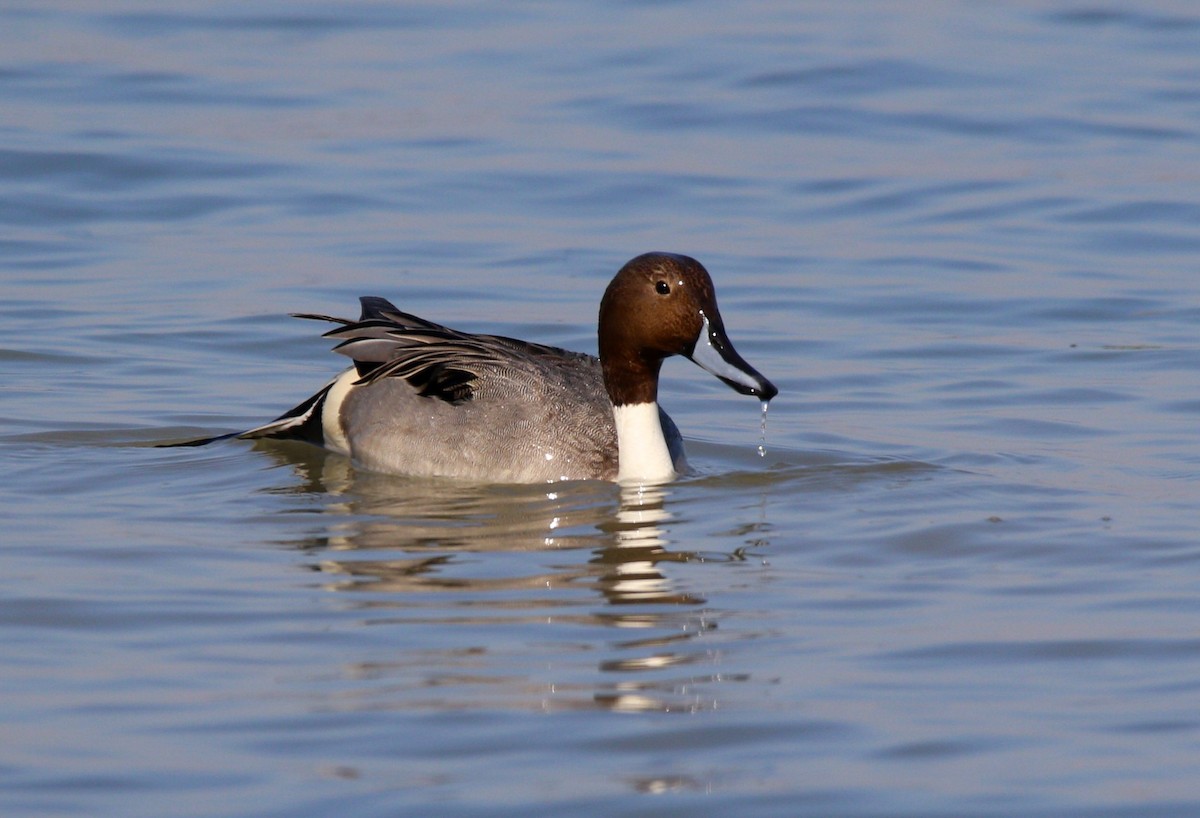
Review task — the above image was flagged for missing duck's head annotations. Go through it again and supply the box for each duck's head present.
[598,252,778,406]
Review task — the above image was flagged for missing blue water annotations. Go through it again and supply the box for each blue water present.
[3,2,1199,816]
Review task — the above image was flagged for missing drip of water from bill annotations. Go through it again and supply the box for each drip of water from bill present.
[757,400,769,458]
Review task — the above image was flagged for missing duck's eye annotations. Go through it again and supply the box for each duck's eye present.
[655,280,670,295]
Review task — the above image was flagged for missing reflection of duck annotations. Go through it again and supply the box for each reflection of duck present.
[291,463,699,608]
[261,458,737,715]
[170,253,776,483]
[270,452,620,558]
[592,484,703,606]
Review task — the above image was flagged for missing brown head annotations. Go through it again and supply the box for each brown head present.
[597,252,778,406]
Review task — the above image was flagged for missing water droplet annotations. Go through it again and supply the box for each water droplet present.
[757,400,769,458]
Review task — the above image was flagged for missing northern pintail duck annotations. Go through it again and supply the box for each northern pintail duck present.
[173,253,777,483]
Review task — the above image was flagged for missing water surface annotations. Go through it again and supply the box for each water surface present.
[2,2,1199,816]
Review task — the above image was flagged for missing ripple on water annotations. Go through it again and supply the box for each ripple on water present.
[3,2,1200,817]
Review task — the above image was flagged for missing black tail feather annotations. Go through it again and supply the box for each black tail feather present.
[157,378,334,450]
[155,431,241,448]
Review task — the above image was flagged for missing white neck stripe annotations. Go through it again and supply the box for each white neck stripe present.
[613,402,677,484]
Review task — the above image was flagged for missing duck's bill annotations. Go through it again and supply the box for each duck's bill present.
[688,315,779,401]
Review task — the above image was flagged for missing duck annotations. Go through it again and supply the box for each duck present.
[170,252,777,483]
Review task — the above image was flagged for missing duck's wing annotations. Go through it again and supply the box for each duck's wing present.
[303,296,592,406]
[293,296,452,371]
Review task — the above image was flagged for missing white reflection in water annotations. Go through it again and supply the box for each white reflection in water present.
[596,484,682,606]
